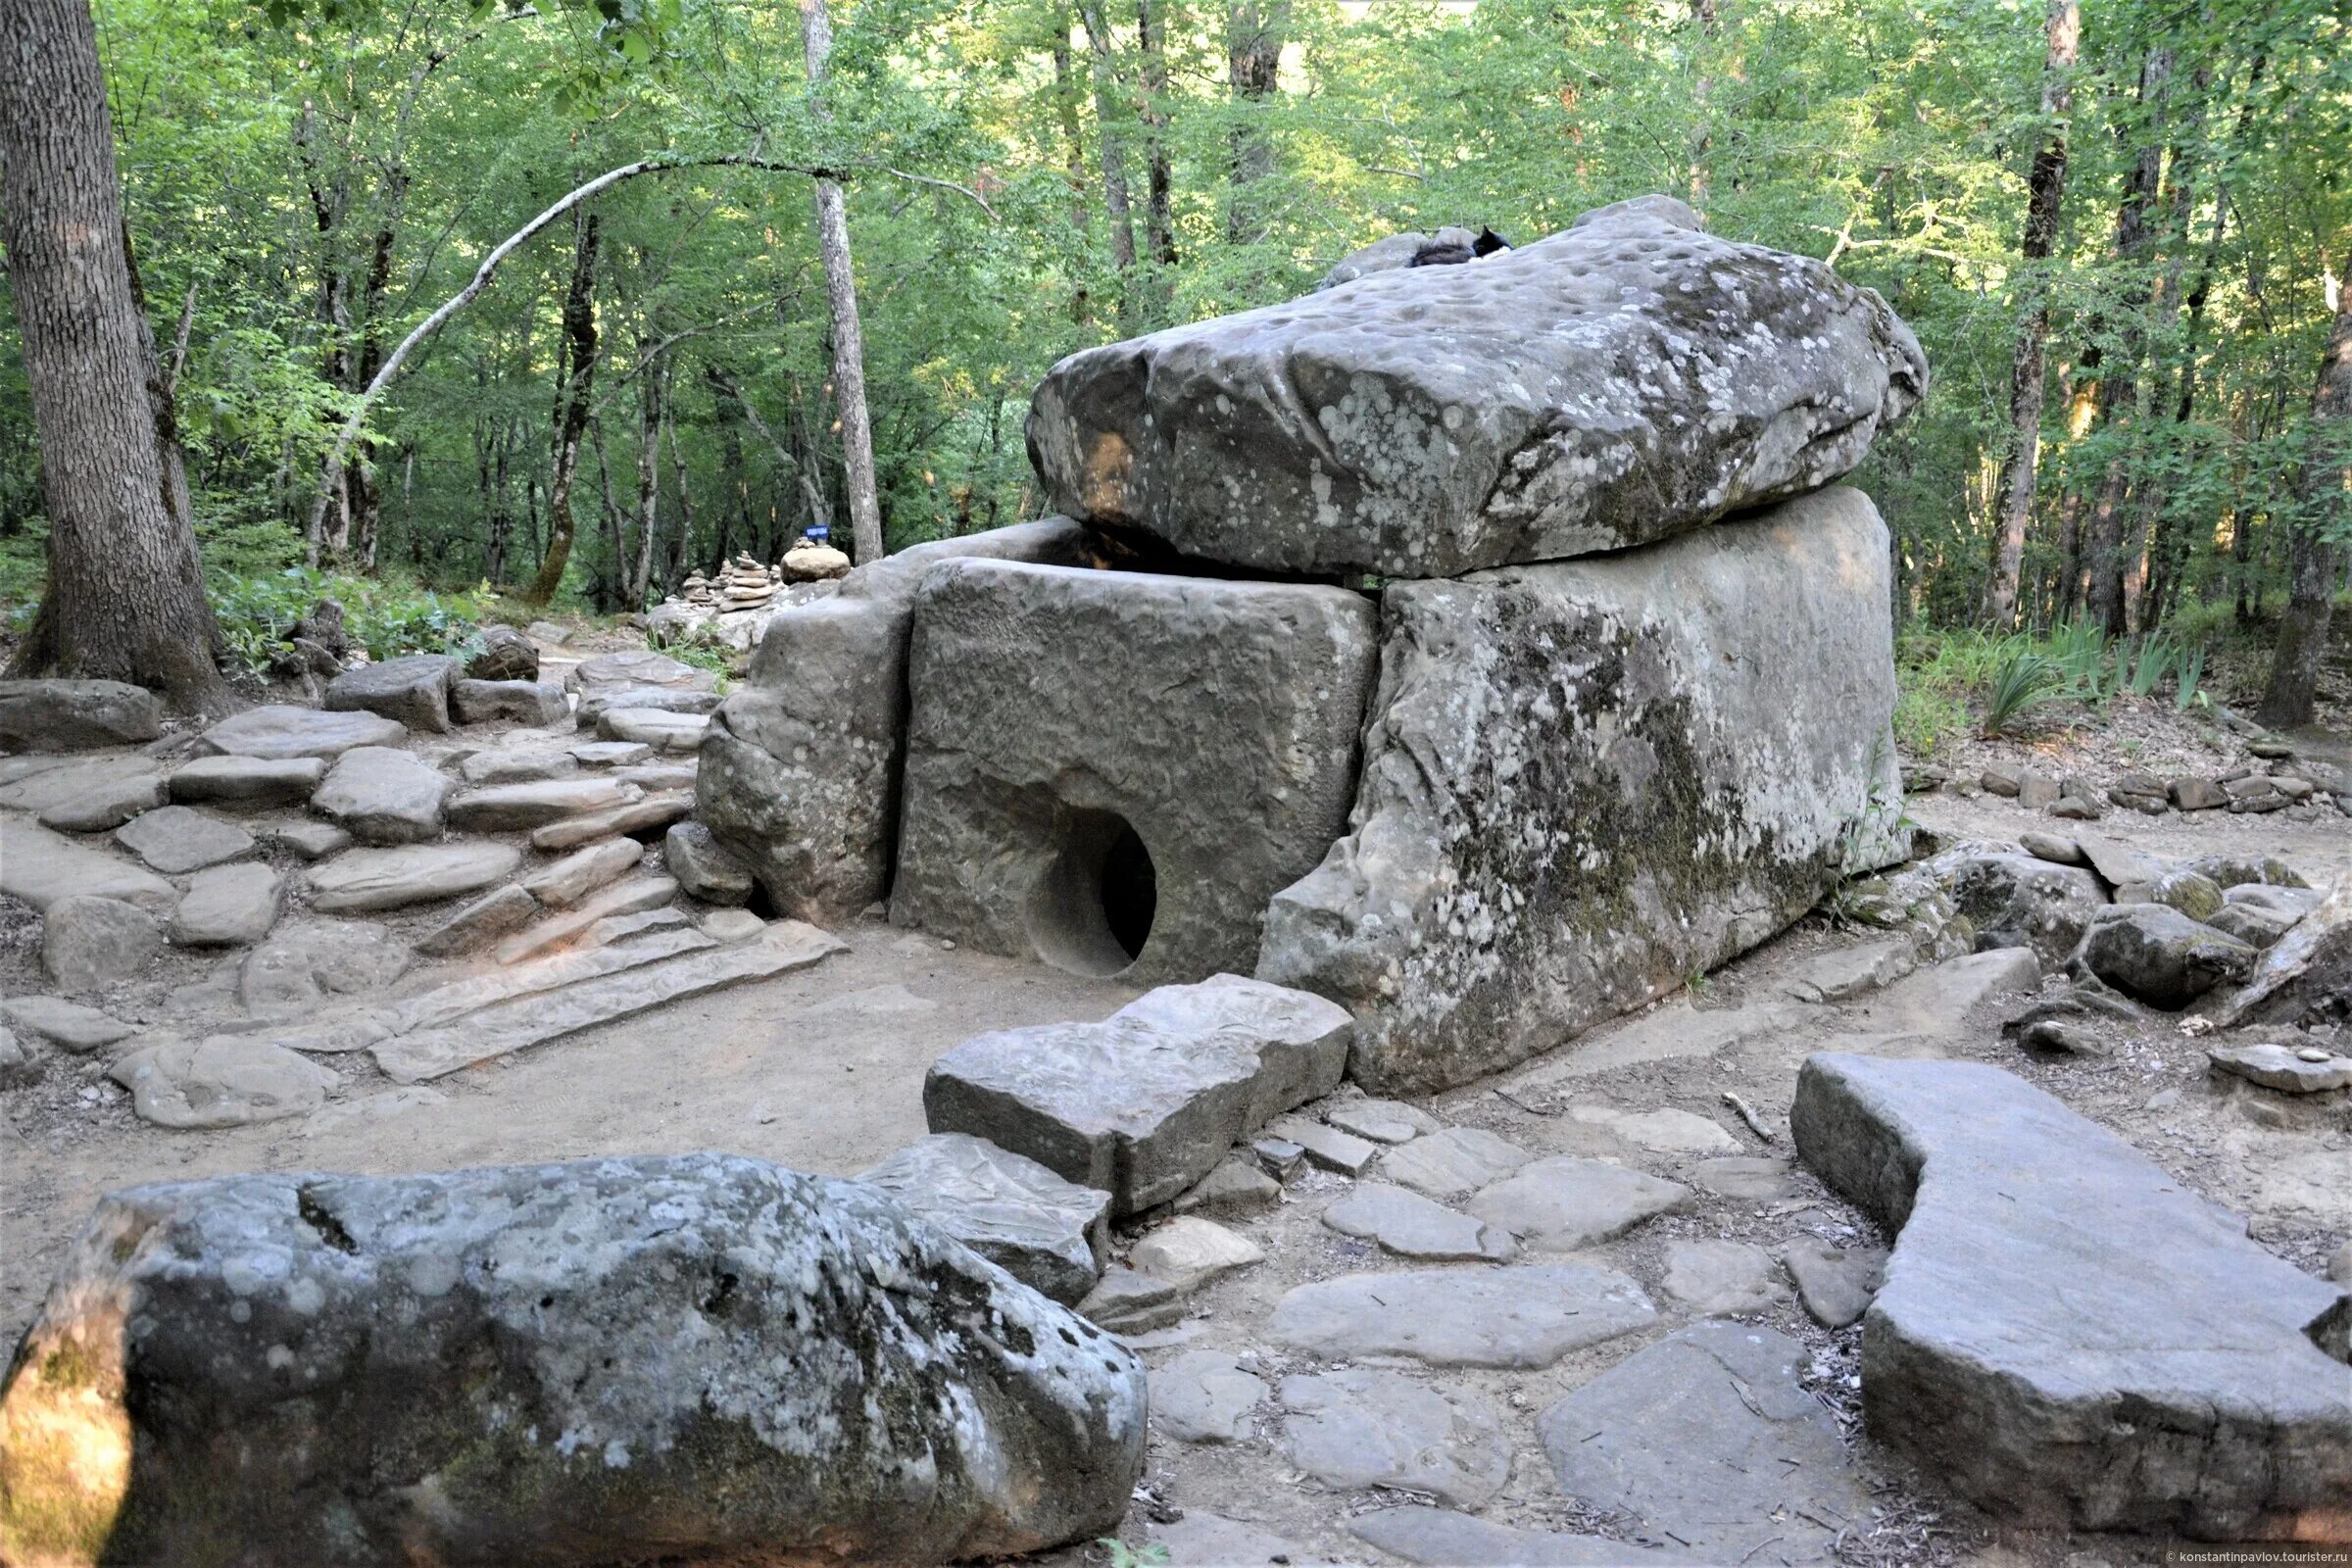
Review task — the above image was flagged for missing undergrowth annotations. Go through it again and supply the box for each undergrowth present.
[1894,618,2225,759]
[209,566,499,675]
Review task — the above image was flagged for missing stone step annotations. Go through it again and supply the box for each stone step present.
[0,817,176,912]
[528,792,691,851]
[1790,1052,2352,1538]
[199,704,406,760]
[855,1133,1111,1304]
[446,776,643,832]
[1270,1262,1655,1369]
[494,875,677,965]
[306,842,521,913]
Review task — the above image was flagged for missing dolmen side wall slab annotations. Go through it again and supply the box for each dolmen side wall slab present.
[696,517,1089,922]
[1791,1053,2351,1541]
[1027,195,1925,578]
[0,1153,1147,1568]
[1259,487,1908,1093]
[892,559,1376,981]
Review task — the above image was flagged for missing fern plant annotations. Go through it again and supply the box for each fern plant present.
[1984,649,2064,737]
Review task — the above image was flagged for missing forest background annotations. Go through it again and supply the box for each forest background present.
[0,0,2344,744]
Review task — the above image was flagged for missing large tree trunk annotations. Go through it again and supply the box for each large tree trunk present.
[664,380,696,587]
[1983,0,2079,627]
[1135,0,1176,323]
[1078,0,1140,323]
[707,367,749,572]
[802,0,886,565]
[626,353,664,608]
[1053,17,1094,321]
[2255,284,2351,729]
[525,211,599,606]
[1225,2,1286,246]
[0,0,234,712]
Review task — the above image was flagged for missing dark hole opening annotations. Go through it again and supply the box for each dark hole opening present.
[1099,822,1156,961]
[1026,807,1158,977]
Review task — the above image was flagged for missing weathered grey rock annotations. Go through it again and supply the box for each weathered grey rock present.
[413,883,541,958]
[893,560,1376,981]
[43,896,163,991]
[2018,829,2086,865]
[570,739,651,767]
[1260,489,1907,1092]
[1260,1112,1379,1174]
[262,818,351,859]
[0,996,135,1052]
[323,653,458,732]
[1376,1125,1532,1200]
[0,1154,1147,1566]
[0,1024,26,1083]
[1660,1239,1786,1314]
[599,708,709,751]
[168,863,282,948]
[373,922,843,1082]
[308,746,452,845]
[1322,1181,1516,1260]
[307,841,522,912]
[855,1132,1111,1303]
[1789,1052,2352,1537]
[1278,1368,1509,1507]
[0,678,161,751]
[617,760,696,793]
[2190,854,2310,891]
[1778,1235,1886,1327]
[664,820,755,906]
[2019,767,2061,809]
[521,837,645,908]
[2207,1041,2352,1094]
[446,775,642,832]
[169,755,325,808]
[1466,1156,1690,1250]
[465,624,539,682]
[1780,936,1917,1003]
[568,649,718,695]
[197,704,406,760]
[2072,905,2256,1008]
[573,684,723,725]
[1171,1156,1281,1219]
[2226,882,2326,920]
[1937,849,2108,965]
[1316,223,1481,289]
[583,907,691,949]
[530,792,691,851]
[2214,880,2349,1030]
[1075,1265,1184,1335]
[1150,1512,1301,1566]
[1537,1322,1870,1560]
[526,618,568,645]
[1152,1350,1263,1444]
[2172,776,2230,810]
[1029,196,1923,577]
[457,746,578,785]
[238,921,411,1011]
[33,765,166,832]
[923,974,1351,1214]
[1691,1154,1797,1201]
[451,678,567,726]
[0,817,176,912]
[495,874,678,965]
[1565,1103,1739,1152]
[106,1034,338,1128]
[2207,901,2300,950]
[2149,868,2227,922]
[115,805,254,874]
[1271,1263,1655,1368]
[1351,1506,1693,1566]
[698,518,1089,922]
[1127,1215,1264,1293]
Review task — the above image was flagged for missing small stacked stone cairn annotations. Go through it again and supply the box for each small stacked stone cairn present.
[718,555,782,611]
[781,537,853,582]
[677,570,718,610]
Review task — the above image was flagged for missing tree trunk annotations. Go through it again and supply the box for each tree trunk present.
[2255,284,2351,729]
[663,376,695,587]
[1078,0,1140,321]
[1136,0,1176,323]
[626,358,663,607]
[1053,18,1094,320]
[525,212,599,606]
[1225,2,1286,245]
[0,0,233,711]
[1983,0,2079,627]
[708,367,748,572]
[802,0,887,565]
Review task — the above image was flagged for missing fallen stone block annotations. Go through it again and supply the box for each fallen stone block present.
[573,684,722,725]
[0,678,161,752]
[1259,488,1907,1092]
[169,755,325,808]
[922,974,1351,1214]
[2216,880,2349,1031]
[1934,848,2108,965]
[1075,1265,1184,1335]
[1127,1215,1263,1293]
[447,775,643,832]
[1028,194,1924,577]
[0,1153,1146,1565]
[197,704,406,760]
[530,791,691,851]
[324,653,458,732]
[168,863,282,948]
[44,895,163,991]
[2071,904,2256,1008]
[465,624,540,682]
[893,559,1375,981]
[309,746,451,845]
[664,820,755,906]
[855,1132,1111,1303]
[568,648,719,695]
[451,677,567,726]
[1790,1052,2352,1538]
[2207,1041,2352,1095]
[521,837,645,907]
[413,883,540,958]
[114,804,254,874]
[494,874,677,965]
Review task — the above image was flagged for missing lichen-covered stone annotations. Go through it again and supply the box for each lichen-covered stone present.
[0,678,161,752]
[1935,847,2110,964]
[893,559,1377,981]
[1027,196,1925,577]
[698,518,1089,923]
[1258,488,1907,1092]
[0,1153,1147,1568]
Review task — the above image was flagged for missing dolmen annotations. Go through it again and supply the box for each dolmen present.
[702,192,1927,1092]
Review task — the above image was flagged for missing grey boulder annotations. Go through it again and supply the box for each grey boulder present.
[0,1153,1147,1567]
[169,755,326,808]
[856,1132,1112,1304]
[309,746,452,845]
[2071,904,2256,1008]
[2217,879,2350,1030]
[43,895,163,991]
[0,677,161,751]
[307,842,522,912]
[568,649,718,695]
[465,624,540,682]
[1027,194,1924,577]
[1789,1052,2351,1538]
[107,1034,338,1129]
[663,820,755,906]
[451,678,567,726]
[1937,848,2110,965]
[324,653,459,732]
[114,804,254,874]
[168,862,282,948]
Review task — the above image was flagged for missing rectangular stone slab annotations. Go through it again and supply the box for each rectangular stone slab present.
[1257,487,1908,1093]
[922,973,1351,1215]
[891,559,1375,982]
[1790,1052,2351,1540]
[372,922,845,1082]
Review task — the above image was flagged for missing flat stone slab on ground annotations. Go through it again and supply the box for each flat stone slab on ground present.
[2206,1041,2352,1094]
[324,653,458,732]
[1127,1216,1263,1296]
[1149,1511,1301,1567]
[494,874,677,964]
[1324,1097,1440,1145]
[569,649,719,693]
[307,842,522,913]
[1790,1052,2352,1537]
[413,884,540,958]
[1260,1113,1378,1175]
[44,896,163,991]
[1466,1156,1690,1250]
[169,755,325,808]
[520,838,644,908]
[0,754,162,816]
[239,920,412,1012]
[451,678,566,726]
[309,747,452,845]
[1321,1181,1516,1261]
[169,863,282,948]
[0,678,161,751]
[1350,1506,1693,1566]
[1271,1263,1656,1368]
[446,776,642,832]
[1278,1367,1509,1508]
[1660,1238,1786,1314]
[1074,1266,1183,1335]
[598,708,709,751]
[0,997,136,1052]
[1778,1235,1885,1328]
[1690,1155,1797,1201]
[0,818,177,912]
[1375,1125,1533,1200]
[457,747,578,786]
[529,792,691,851]
[1537,1322,1869,1561]
[1565,1103,1739,1153]
[1780,936,1917,1003]
[1151,1351,1264,1444]
[1171,1157,1280,1220]
[923,974,1351,1215]
[115,805,254,874]
[570,740,651,766]
[197,704,408,760]
[855,1132,1110,1304]
[264,819,352,859]
[36,767,166,832]
[107,1035,339,1128]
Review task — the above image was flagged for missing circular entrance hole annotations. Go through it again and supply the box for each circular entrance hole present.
[1026,808,1157,977]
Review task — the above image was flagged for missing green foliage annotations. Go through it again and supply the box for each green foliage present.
[1983,649,2067,737]
[209,566,496,675]
[2173,643,2207,711]
[1096,1540,1171,1568]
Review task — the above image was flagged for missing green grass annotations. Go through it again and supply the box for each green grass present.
[1892,617,2227,758]
[209,565,499,676]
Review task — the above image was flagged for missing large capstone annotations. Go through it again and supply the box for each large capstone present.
[893,560,1376,980]
[1790,1053,2351,1540]
[697,518,1089,923]
[1259,487,1907,1092]
[0,1153,1148,1568]
[1026,195,1924,577]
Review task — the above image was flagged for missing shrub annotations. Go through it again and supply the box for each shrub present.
[1984,649,2065,736]
[209,565,497,675]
